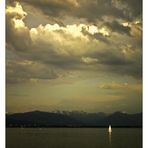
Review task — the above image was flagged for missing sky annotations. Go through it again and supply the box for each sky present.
[6,0,142,113]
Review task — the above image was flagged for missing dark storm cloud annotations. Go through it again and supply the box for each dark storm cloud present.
[93,32,110,43]
[105,21,131,36]
[107,63,142,79]
[81,27,110,44]
[118,0,142,18]
[14,0,141,22]
[6,59,58,83]
[83,48,142,78]
[70,0,126,22]
[17,0,79,17]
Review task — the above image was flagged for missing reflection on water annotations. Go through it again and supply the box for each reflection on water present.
[109,131,112,146]
[108,125,112,146]
[6,128,142,148]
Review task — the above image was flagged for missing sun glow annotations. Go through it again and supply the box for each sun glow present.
[88,25,98,35]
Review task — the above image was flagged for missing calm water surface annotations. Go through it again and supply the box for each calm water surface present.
[6,128,142,148]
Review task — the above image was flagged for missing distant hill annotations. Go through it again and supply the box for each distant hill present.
[6,111,142,127]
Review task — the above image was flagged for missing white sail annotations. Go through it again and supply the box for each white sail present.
[108,125,112,133]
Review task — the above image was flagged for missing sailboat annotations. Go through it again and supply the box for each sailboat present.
[108,125,112,133]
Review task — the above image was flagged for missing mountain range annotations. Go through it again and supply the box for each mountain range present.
[6,111,142,127]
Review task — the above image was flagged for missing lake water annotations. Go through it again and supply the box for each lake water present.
[6,128,142,148]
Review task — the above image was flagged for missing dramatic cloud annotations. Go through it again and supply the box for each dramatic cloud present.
[6,59,58,83]
[6,1,142,113]
[17,0,141,21]
[6,2,141,78]
[6,2,31,51]
[105,21,131,36]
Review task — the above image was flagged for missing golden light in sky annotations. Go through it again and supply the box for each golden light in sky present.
[6,0,142,113]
